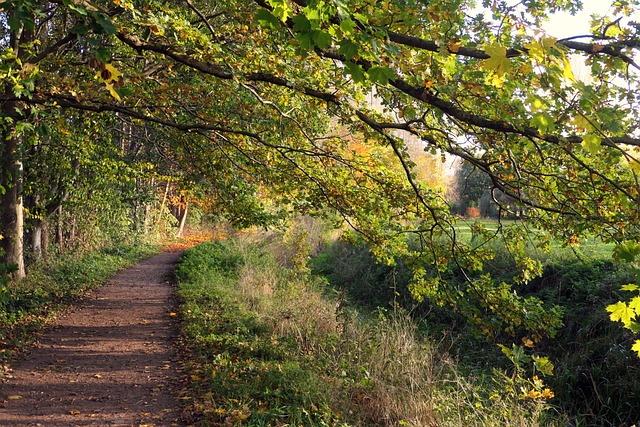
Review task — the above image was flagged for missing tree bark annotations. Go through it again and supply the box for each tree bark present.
[56,205,64,255]
[157,180,170,224]
[42,221,50,264]
[32,219,43,262]
[0,98,26,278]
[177,201,188,237]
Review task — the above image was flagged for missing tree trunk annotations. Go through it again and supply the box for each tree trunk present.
[32,219,43,262]
[42,221,50,263]
[177,201,188,237]
[69,215,76,249]
[157,180,170,224]
[143,177,154,233]
[0,101,26,278]
[0,10,34,278]
[56,205,64,255]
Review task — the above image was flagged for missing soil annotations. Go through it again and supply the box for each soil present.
[0,250,187,427]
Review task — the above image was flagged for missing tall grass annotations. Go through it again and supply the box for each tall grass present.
[176,222,559,426]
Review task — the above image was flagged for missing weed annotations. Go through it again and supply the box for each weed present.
[176,226,559,426]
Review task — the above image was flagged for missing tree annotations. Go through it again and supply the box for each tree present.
[3,0,640,351]
[451,160,492,216]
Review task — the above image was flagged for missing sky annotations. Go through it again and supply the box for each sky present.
[543,0,633,38]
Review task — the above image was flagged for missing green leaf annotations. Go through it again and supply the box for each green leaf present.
[613,242,640,264]
[530,113,555,135]
[353,13,369,24]
[311,30,332,49]
[292,14,311,32]
[532,355,554,376]
[581,133,601,155]
[367,66,396,85]
[296,32,314,50]
[67,3,89,16]
[344,61,366,83]
[340,18,356,35]
[93,12,117,34]
[94,48,111,63]
[255,9,281,29]
[606,301,636,326]
[338,39,359,59]
[70,24,90,35]
[268,0,293,22]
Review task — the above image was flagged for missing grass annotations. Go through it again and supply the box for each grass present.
[175,229,559,426]
[453,218,615,261]
[0,242,162,366]
[314,217,640,426]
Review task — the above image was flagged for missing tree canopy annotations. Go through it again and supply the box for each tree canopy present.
[3,0,640,353]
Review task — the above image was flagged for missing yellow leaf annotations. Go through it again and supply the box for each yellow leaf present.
[629,296,640,314]
[563,56,575,81]
[106,84,122,102]
[527,95,545,112]
[103,63,121,84]
[522,337,535,348]
[606,301,636,326]
[489,73,506,87]
[582,133,601,155]
[632,340,640,356]
[518,62,533,75]
[524,36,557,62]
[169,312,178,317]
[482,42,511,78]
[572,115,592,132]
[7,395,22,400]
[629,149,640,174]
[68,409,81,415]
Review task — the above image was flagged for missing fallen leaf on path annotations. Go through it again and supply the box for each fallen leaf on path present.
[7,395,22,400]
[68,409,81,415]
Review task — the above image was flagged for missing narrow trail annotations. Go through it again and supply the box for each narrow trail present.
[0,251,186,427]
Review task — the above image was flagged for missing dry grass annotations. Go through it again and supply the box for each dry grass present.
[225,221,560,426]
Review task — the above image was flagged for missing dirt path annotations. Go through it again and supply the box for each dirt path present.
[0,251,186,427]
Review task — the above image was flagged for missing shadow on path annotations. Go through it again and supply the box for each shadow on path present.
[0,251,186,427]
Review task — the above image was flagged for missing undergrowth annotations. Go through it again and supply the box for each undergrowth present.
[0,242,161,365]
[175,231,558,426]
[313,225,640,426]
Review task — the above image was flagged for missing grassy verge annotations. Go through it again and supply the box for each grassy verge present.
[314,220,640,426]
[0,242,161,365]
[175,234,558,426]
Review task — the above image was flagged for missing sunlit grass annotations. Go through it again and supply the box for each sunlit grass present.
[453,218,614,261]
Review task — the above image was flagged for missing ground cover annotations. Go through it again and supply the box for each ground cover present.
[314,218,640,426]
[175,233,558,426]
